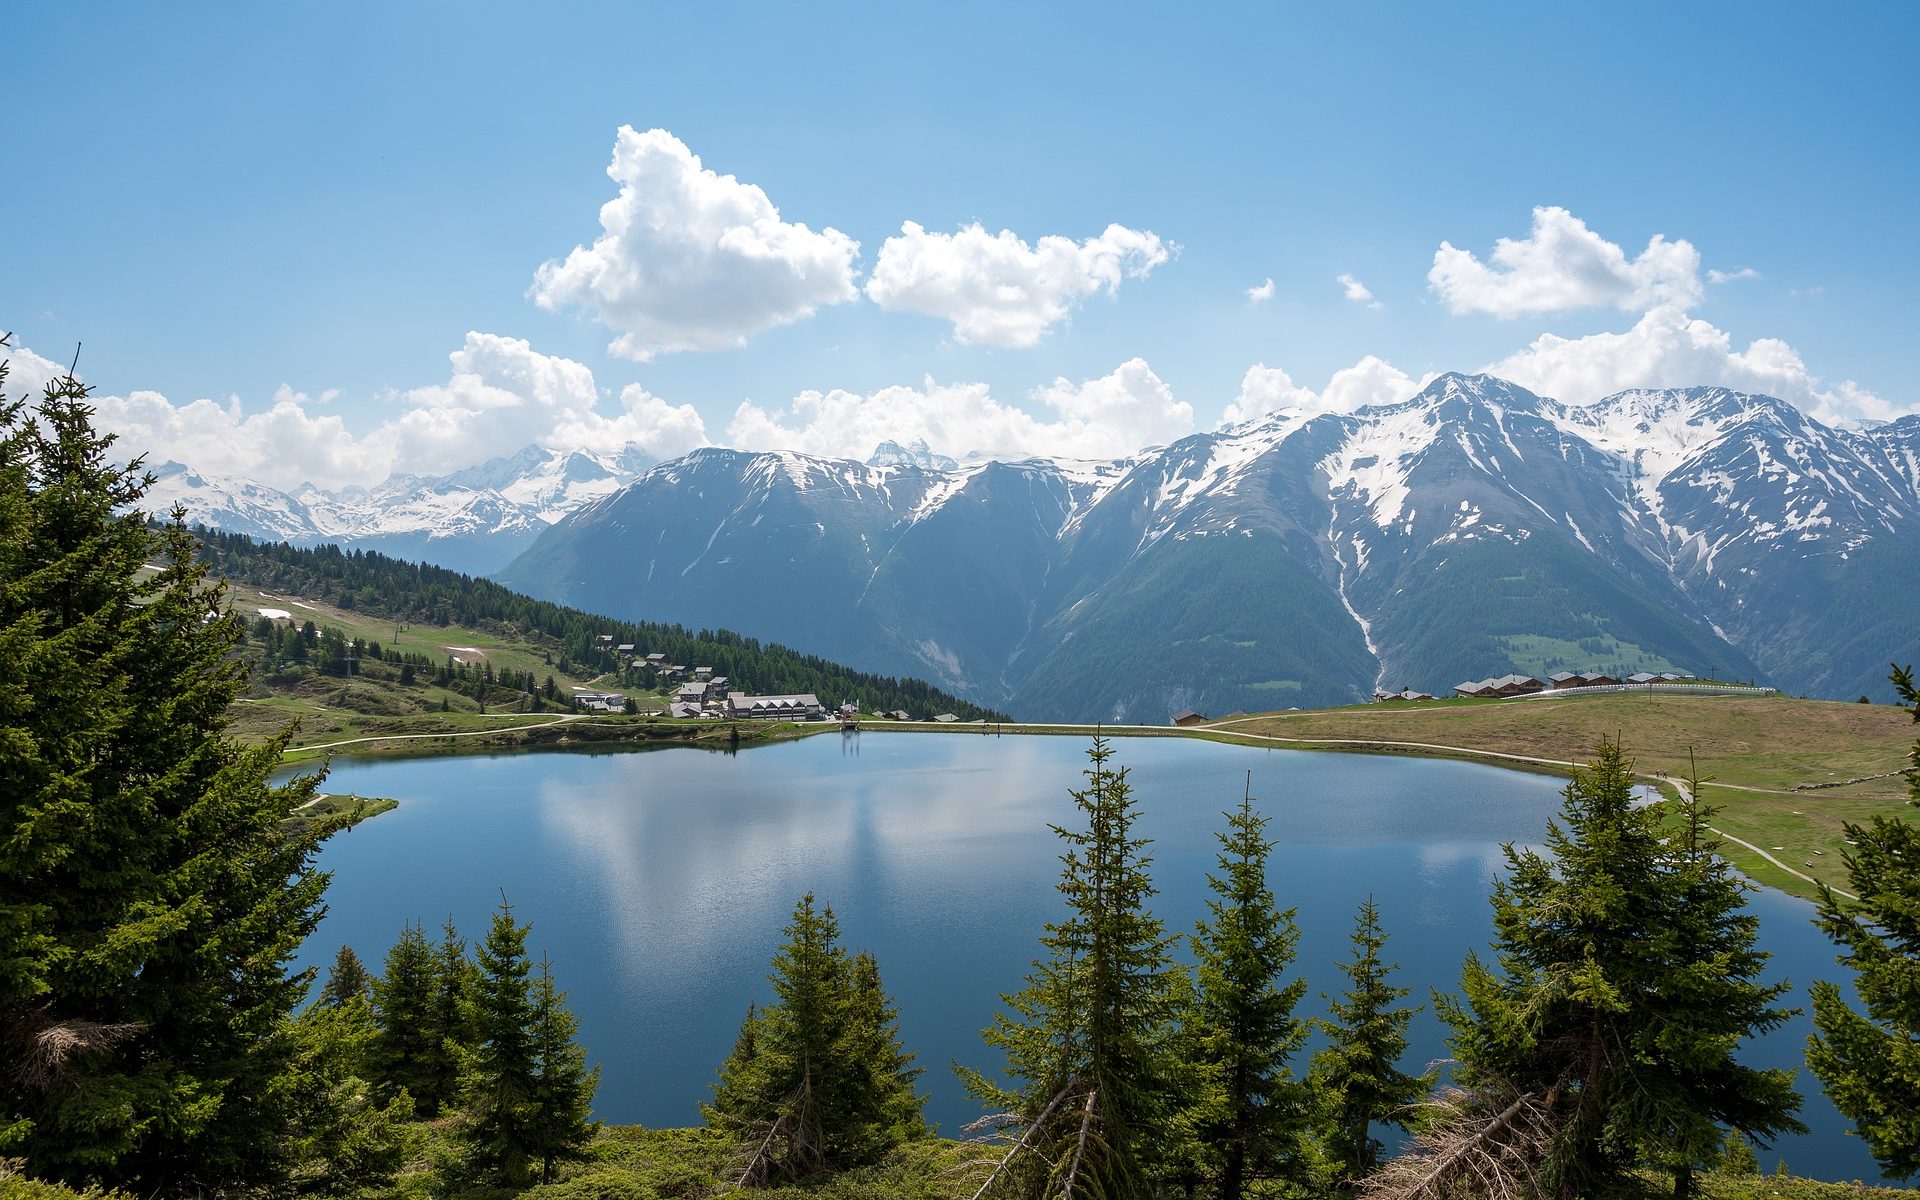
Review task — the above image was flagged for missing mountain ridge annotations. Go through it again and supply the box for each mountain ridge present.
[147,373,1920,720]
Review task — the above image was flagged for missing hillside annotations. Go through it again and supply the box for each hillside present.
[1196,691,1917,900]
[485,375,1919,721]
[193,527,1005,752]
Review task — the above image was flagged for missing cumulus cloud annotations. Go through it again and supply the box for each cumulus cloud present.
[1247,277,1275,303]
[51,332,709,491]
[1337,273,1381,309]
[1,338,71,399]
[728,357,1192,462]
[1221,356,1424,426]
[1429,206,1702,317]
[864,221,1170,347]
[1483,305,1896,424]
[531,126,860,361]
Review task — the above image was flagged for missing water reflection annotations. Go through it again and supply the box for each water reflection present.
[294,734,1879,1182]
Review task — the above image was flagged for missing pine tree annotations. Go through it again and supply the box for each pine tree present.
[318,945,373,1008]
[962,735,1180,1200]
[0,348,343,1192]
[419,915,479,1115]
[369,921,439,1106]
[1807,665,1920,1180]
[280,987,415,1195]
[1308,897,1430,1192]
[1651,764,1803,1197]
[842,950,926,1157]
[462,898,541,1186]
[526,955,600,1184]
[710,1003,766,1120]
[705,895,924,1182]
[1436,740,1801,1199]
[1180,779,1310,1200]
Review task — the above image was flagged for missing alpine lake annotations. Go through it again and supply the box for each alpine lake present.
[283,731,1883,1183]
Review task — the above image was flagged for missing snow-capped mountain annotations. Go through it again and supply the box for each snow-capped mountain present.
[149,444,653,576]
[867,437,959,471]
[493,374,1920,720]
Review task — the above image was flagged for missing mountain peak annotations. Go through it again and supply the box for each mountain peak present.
[868,437,958,471]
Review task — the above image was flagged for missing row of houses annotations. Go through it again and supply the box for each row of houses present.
[1453,670,1689,698]
[593,634,711,681]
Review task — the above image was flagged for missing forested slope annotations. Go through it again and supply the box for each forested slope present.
[192,527,1005,722]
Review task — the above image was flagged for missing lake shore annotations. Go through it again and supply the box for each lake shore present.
[270,693,1915,903]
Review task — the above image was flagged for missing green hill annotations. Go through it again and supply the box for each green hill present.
[193,527,1005,755]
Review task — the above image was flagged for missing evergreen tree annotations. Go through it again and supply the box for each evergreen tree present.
[419,915,479,1115]
[710,1003,765,1120]
[0,348,342,1192]
[1308,897,1430,1192]
[706,894,923,1180]
[1437,741,1801,1199]
[1650,764,1803,1196]
[369,921,439,1106]
[1807,665,1920,1180]
[279,989,415,1195]
[318,945,373,1008]
[1180,780,1310,1199]
[462,898,541,1186]
[843,950,927,1154]
[962,735,1180,1200]
[526,955,600,1183]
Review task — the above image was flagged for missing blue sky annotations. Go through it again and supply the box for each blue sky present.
[4,2,1915,487]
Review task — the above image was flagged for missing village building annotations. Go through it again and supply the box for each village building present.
[669,701,705,719]
[575,691,625,713]
[1454,674,1544,698]
[615,643,635,655]
[643,652,667,666]
[1170,708,1209,726]
[1371,688,1435,703]
[676,680,712,705]
[887,709,910,721]
[932,713,960,723]
[1627,671,1662,684]
[725,691,825,720]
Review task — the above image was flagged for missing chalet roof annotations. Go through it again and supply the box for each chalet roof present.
[727,691,823,714]
[1548,671,1581,683]
[1627,672,1661,684]
[1170,708,1205,721]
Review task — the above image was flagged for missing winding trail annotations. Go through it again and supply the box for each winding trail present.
[290,714,585,755]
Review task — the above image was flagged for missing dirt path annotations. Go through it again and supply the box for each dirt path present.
[291,714,585,754]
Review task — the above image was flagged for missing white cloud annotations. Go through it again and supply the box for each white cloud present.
[1483,305,1898,424]
[1708,266,1760,285]
[1221,356,1424,426]
[58,332,708,491]
[1,338,70,400]
[531,126,860,361]
[1247,277,1276,303]
[727,357,1192,462]
[1337,273,1381,309]
[864,221,1169,347]
[1429,206,1702,318]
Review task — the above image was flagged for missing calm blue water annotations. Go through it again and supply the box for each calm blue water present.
[287,733,1881,1182]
